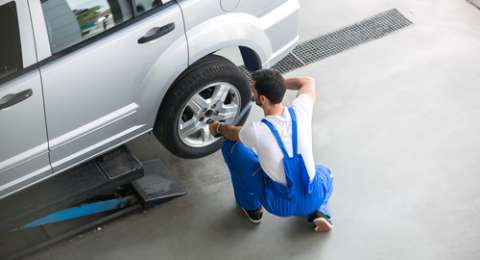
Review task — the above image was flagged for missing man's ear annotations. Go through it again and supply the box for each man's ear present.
[259,95,267,105]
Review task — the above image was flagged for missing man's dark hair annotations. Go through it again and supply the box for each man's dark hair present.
[251,69,286,104]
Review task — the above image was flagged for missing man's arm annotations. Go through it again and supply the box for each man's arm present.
[285,76,316,102]
[208,121,241,141]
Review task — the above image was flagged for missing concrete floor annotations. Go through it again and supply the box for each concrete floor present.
[27,0,480,259]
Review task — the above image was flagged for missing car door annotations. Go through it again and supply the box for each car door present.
[28,0,187,172]
[0,0,52,198]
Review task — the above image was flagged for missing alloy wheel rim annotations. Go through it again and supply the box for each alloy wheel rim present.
[177,82,241,147]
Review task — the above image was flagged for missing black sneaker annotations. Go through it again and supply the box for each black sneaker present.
[307,210,333,232]
[241,207,263,224]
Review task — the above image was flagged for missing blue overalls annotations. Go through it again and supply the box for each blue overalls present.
[222,107,333,218]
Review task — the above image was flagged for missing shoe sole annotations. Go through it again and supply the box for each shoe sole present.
[241,208,262,224]
[313,217,333,232]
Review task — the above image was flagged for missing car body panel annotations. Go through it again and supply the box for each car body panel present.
[179,0,299,67]
[0,0,51,198]
[29,2,188,173]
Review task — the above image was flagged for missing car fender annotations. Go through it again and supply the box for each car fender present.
[186,13,273,68]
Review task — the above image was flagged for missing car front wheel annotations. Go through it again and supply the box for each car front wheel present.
[154,55,251,158]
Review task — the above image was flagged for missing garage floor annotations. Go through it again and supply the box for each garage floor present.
[27,0,480,259]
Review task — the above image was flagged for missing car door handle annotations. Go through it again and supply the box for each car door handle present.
[138,23,175,44]
[0,89,33,111]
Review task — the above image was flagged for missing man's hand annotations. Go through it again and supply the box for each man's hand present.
[208,120,222,136]
[208,120,241,141]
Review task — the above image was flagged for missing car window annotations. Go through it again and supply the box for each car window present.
[41,0,134,53]
[0,1,23,81]
[134,0,162,15]
[41,0,166,54]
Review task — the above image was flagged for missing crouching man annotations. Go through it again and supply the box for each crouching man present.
[209,69,334,232]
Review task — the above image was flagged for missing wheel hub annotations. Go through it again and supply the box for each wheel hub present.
[204,109,214,118]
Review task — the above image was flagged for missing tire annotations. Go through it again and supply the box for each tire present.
[154,54,251,159]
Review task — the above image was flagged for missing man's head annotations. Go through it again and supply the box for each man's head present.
[251,69,286,108]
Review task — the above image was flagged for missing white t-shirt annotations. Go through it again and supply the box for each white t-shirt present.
[239,94,316,185]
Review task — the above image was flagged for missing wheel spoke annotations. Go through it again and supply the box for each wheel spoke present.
[187,94,210,114]
[217,104,239,121]
[211,84,230,104]
[180,118,201,138]
[201,126,214,143]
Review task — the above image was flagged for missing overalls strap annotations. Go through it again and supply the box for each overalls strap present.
[261,118,290,158]
[261,107,298,158]
[287,107,298,155]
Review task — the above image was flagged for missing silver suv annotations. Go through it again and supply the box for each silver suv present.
[0,0,299,198]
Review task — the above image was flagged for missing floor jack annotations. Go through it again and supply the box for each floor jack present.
[0,146,186,259]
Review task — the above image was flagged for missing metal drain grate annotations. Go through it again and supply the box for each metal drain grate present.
[467,0,480,10]
[270,9,413,74]
[272,53,305,74]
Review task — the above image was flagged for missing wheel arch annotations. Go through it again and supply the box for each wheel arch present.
[186,12,273,69]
